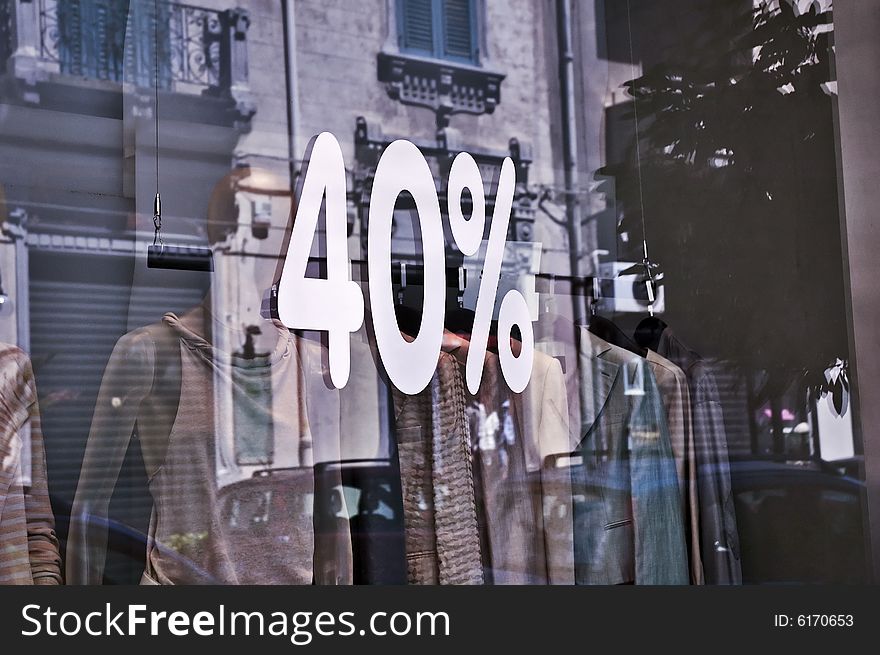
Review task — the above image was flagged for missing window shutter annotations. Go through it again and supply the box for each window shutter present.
[442,0,475,62]
[400,0,435,54]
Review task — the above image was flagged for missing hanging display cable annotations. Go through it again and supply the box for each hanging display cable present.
[146,0,214,272]
[618,0,661,315]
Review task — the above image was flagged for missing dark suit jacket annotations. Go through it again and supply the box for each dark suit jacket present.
[573,329,688,585]
[656,328,742,584]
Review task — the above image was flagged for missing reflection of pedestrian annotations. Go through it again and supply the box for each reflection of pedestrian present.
[348,481,406,584]
[0,344,62,584]
[327,488,346,519]
[355,485,387,521]
[350,482,401,545]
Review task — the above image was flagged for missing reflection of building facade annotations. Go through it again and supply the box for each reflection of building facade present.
[0,0,581,497]
[1,0,669,363]
[0,0,723,491]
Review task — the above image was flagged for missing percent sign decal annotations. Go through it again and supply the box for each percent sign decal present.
[275,132,534,395]
[446,151,534,395]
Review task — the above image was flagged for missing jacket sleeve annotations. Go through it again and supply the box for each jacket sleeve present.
[629,362,689,585]
[67,330,155,584]
[691,364,742,584]
[536,358,574,584]
[0,349,63,585]
[299,335,355,585]
[21,359,63,584]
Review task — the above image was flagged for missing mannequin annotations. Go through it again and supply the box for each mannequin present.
[67,167,352,584]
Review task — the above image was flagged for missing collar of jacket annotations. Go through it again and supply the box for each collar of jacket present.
[576,327,622,446]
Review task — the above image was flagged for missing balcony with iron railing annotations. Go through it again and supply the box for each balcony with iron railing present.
[1,0,251,112]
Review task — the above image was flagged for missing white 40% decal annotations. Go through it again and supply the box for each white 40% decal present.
[276,132,534,395]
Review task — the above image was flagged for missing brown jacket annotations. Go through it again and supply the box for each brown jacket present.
[0,344,62,584]
[392,351,483,584]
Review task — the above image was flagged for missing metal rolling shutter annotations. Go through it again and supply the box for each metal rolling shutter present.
[29,251,205,582]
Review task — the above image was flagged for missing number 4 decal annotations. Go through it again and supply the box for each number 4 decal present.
[276,132,364,388]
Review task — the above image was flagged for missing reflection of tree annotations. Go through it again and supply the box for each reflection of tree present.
[606,1,844,390]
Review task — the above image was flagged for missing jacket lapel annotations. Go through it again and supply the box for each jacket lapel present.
[576,328,619,449]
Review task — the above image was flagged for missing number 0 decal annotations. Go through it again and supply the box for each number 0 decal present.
[368,140,446,395]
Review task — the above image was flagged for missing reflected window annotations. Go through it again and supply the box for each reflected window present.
[55,0,174,88]
[397,0,479,64]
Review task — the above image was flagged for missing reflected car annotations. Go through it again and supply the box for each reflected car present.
[219,461,408,584]
[315,459,408,585]
[729,457,867,584]
[217,467,317,584]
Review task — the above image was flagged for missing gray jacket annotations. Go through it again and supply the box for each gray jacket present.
[573,329,688,585]
[656,328,742,585]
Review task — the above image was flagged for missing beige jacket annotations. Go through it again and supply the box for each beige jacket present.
[512,349,573,584]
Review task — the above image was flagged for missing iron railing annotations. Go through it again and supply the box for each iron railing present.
[0,2,12,74]
[3,0,247,93]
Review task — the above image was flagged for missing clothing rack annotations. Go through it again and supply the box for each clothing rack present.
[299,257,468,288]
[261,257,470,320]
[300,258,602,295]
[261,260,604,320]
[534,272,599,298]
[298,258,604,296]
